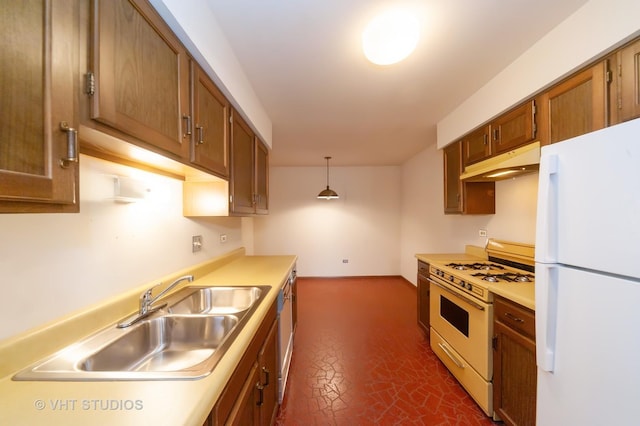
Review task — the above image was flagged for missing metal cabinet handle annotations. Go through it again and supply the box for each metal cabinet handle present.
[256,382,264,406]
[182,115,192,136]
[504,312,525,323]
[262,367,270,386]
[59,121,78,168]
[196,126,204,145]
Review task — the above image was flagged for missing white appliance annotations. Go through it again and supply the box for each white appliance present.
[535,118,640,425]
[277,268,295,403]
[428,240,535,417]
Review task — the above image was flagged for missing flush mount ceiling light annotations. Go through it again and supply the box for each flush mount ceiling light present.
[362,8,420,65]
[317,156,339,200]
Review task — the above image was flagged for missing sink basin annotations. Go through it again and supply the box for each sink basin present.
[13,285,271,381]
[168,286,264,314]
[80,315,238,373]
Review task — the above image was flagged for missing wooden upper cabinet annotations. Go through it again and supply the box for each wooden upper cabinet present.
[614,38,640,123]
[491,100,536,155]
[254,139,269,215]
[0,0,81,213]
[462,125,491,166]
[230,110,256,215]
[538,61,608,144]
[90,0,190,158]
[443,141,495,215]
[229,110,269,216]
[444,142,464,213]
[191,64,230,178]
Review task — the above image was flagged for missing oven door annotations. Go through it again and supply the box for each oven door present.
[429,278,493,380]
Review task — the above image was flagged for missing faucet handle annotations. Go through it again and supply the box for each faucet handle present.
[139,283,161,314]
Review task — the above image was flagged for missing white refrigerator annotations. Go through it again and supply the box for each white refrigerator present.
[535,118,640,425]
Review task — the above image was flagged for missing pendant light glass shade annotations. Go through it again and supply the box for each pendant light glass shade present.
[317,156,339,199]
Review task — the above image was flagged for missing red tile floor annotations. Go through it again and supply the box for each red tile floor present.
[275,277,497,426]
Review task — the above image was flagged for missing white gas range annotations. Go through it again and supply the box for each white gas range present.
[427,240,534,418]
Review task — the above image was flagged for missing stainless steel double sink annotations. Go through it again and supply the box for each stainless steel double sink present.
[14,285,270,381]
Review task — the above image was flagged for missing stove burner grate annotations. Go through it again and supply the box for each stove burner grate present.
[471,272,534,283]
[446,262,505,271]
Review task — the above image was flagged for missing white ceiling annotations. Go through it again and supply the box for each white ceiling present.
[206,0,588,167]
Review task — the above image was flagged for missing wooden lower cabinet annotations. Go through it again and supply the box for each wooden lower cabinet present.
[417,261,430,336]
[492,296,536,426]
[207,300,278,426]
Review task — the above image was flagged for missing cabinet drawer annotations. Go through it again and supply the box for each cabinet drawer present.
[494,297,535,340]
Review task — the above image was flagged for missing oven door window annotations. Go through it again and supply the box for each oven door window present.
[440,295,469,337]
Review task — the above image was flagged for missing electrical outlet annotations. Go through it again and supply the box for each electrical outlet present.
[219,234,227,243]
[342,259,349,264]
[479,229,487,237]
[192,235,203,252]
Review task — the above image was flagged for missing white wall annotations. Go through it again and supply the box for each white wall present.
[399,143,538,284]
[0,156,245,341]
[253,166,401,277]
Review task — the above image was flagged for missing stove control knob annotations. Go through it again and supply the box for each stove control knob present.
[466,283,472,290]
[460,280,466,288]
[449,276,455,282]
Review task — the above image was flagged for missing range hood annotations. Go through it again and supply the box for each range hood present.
[460,141,541,182]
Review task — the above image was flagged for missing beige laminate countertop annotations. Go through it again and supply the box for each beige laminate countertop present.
[0,252,297,426]
[415,252,535,310]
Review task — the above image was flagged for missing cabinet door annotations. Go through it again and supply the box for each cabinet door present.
[617,39,640,122]
[230,110,256,214]
[257,320,278,426]
[90,0,190,158]
[443,142,495,215]
[192,64,230,178]
[226,363,261,426]
[254,139,269,214]
[443,142,463,214]
[0,0,80,212]
[493,321,536,426]
[462,125,491,166]
[539,61,608,144]
[491,101,536,155]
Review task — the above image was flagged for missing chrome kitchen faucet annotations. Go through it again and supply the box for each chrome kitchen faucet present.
[118,275,194,328]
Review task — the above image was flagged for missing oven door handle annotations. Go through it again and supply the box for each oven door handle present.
[437,342,465,369]
[428,278,486,311]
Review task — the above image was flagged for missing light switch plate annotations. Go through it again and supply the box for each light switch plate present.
[192,235,203,252]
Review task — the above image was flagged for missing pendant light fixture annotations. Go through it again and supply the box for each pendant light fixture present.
[317,156,339,200]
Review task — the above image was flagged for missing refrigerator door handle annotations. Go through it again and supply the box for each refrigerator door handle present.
[535,153,558,263]
[536,263,558,372]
